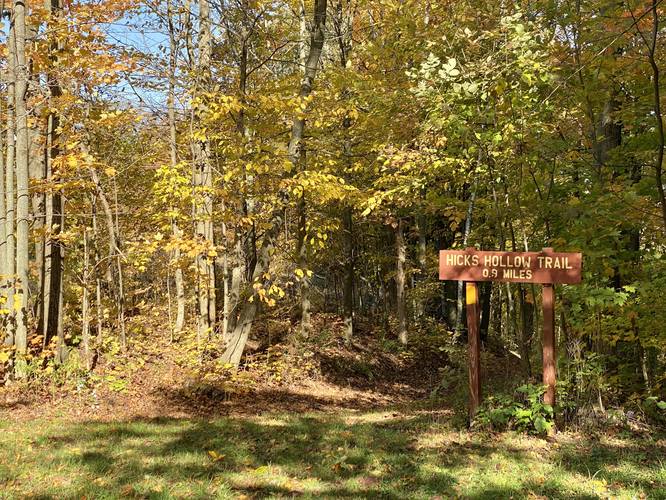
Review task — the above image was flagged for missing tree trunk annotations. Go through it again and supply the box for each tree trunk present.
[491,282,502,337]
[455,186,476,335]
[92,198,103,344]
[221,0,328,366]
[294,7,311,337]
[479,281,491,342]
[0,98,5,300]
[193,0,216,342]
[221,232,271,366]
[295,0,310,338]
[82,227,91,370]
[226,245,243,337]
[519,285,533,378]
[647,0,666,232]
[343,207,354,341]
[3,10,17,347]
[167,0,185,334]
[334,0,355,340]
[42,114,65,358]
[396,219,408,345]
[89,166,125,348]
[228,22,252,340]
[30,126,44,326]
[14,0,31,375]
[416,213,427,319]
[42,0,65,358]
[221,215,229,339]
[297,193,311,337]
[291,0,326,339]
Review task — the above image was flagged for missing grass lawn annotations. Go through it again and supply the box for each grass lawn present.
[0,408,664,499]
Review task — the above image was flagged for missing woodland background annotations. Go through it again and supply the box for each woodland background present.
[0,0,665,434]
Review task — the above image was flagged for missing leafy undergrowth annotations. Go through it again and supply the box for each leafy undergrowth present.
[0,313,452,421]
[0,408,664,499]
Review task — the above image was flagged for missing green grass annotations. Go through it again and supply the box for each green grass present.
[0,409,664,499]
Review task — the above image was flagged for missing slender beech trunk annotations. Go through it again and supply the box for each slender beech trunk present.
[343,208,354,341]
[4,11,17,347]
[193,0,216,342]
[221,0,327,366]
[455,186,476,335]
[294,2,313,338]
[42,106,65,354]
[0,73,6,342]
[226,243,242,337]
[297,192,311,337]
[416,212,427,319]
[27,12,43,326]
[92,198,103,343]
[89,166,125,348]
[221,214,229,339]
[112,178,126,347]
[0,100,5,291]
[396,219,407,344]
[519,285,533,378]
[42,0,65,359]
[648,0,666,232]
[14,0,31,374]
[82,227,91,369]
[31,128,44,324]
[479,282,491,342]
[491,283,502,337]
[227,18,253,340]
[334,0,355,340]
[167,0,185,334]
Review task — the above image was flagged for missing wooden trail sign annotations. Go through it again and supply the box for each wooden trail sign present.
[439,249,582,284]
[439,247,583,425]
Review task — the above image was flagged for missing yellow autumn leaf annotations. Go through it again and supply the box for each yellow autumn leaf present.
[207,450,225,462]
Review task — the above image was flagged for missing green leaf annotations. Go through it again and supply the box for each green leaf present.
[534,416,551,434]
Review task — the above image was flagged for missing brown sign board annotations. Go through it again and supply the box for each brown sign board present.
[439,249,582,284]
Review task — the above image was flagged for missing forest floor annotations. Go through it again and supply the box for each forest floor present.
[1,313,665,499]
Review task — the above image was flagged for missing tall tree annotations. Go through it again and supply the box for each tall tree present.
[42,0,66,361]
[193,0,216,342]
[3,6,17,347]
[221,0,328,366]
[395,218,407,344]
[14,0,31,375]
[166,0,186,334]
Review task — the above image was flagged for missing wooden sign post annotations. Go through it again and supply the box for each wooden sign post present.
[439,247,582,420]
[466,281,481,417]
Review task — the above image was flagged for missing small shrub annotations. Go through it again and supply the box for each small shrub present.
[642,396,666,426]
[474,384,554,435]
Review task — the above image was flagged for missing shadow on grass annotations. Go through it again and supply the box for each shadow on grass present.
[159,384,396,417]
[554,438,666,498]
[4,412,665,499]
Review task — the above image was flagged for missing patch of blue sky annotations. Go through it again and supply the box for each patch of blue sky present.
[99,9,171,113]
